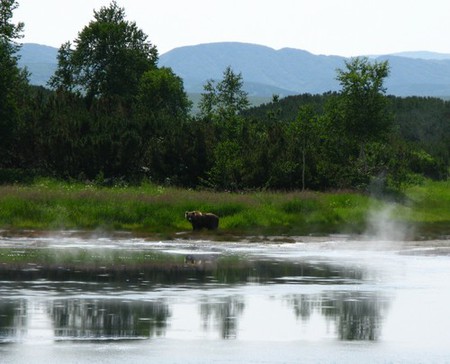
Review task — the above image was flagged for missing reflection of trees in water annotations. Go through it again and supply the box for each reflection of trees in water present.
[286,291,390,340]
[0,255,365,289]
[243,260,364,284]
[49,299,170,340]
[330,293,389,341]
[200,296,245,339]
[287,294,319,322]
[0,299,27,342]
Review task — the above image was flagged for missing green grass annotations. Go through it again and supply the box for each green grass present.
[0,178,448,238]
[399,180,450,237]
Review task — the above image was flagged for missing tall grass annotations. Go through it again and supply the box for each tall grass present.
[0,179,448,237]
[400,180,450,237]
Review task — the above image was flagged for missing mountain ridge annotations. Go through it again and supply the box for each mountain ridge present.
[158,42,344,96]
[17,42,450,97]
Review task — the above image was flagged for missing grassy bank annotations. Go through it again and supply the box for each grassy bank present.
[0,179,448,238]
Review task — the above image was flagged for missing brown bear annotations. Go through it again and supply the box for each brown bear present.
[185,211,219,231]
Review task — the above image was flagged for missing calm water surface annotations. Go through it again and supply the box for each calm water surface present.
[1,232,450,363]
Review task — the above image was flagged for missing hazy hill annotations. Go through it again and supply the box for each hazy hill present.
[159,42,450,97]
[159,42,344,96]
[390,51,450,60]
[18,42,450,97]
[379,55,450,96]
[18,43,58,86]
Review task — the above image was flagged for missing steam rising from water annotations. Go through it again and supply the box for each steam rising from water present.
[362,175,414,242]
[365,204,413,242]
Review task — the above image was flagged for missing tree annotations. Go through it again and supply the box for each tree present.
[134,67,192,184]
[199,67,250,189]
[48,42,76,93]
[289,105,318,191]
[136,67,191,120]
[0,0,28,166]
[50,1,158,105]
[336,57,391,169]
[0,0,24,43]
[199,66,250,123]
[45,2,196,183]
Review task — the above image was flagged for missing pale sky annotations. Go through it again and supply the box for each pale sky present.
[13,0,450,56]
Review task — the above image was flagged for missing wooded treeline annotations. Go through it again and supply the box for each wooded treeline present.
[1,1,448,191]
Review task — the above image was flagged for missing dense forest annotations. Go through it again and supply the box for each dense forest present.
[1,1,448,191]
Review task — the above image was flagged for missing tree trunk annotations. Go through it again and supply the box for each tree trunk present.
[301,148,306,191]
[360,143,368,174]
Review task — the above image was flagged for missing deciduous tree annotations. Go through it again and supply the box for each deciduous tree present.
[199,67,250,189]
[0,0,28,166]
[336,57,391,168]
[289,104,318,191]
[50,1,158,106]
[199,66,249,123]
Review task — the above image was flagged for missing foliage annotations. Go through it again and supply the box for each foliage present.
[330,57,392,185]
[336,57,391,145]
[199,67,251,190]
[39,2,190,182]
[288,104,320,191]
[49,1,158,106]
[0,0,28,166]
[199,66,250,122]
[0,2,448,193]
[136,67,191,119]
[47,41,76,92]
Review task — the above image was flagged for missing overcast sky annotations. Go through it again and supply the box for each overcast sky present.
[13,0,450,56]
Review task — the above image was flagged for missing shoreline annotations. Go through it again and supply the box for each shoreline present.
[1,228,448,243]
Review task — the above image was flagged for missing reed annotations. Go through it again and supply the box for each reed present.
[0,178,448,238]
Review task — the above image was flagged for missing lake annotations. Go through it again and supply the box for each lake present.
[1,231,450,363]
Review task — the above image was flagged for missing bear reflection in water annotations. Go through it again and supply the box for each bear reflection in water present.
[184,211,219,231]
[183,254,218,268]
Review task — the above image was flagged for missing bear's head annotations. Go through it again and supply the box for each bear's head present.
[185,211,202,222]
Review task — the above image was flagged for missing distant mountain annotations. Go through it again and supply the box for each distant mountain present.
[376,55,450,96]
[390,51,450,60]
[159,42,344,96]
[18,42,450,97]
[18,43,58,86]
[159,42,450,97]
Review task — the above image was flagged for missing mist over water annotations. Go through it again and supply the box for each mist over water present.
[365,204,412,242]
[364,177,414,243]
